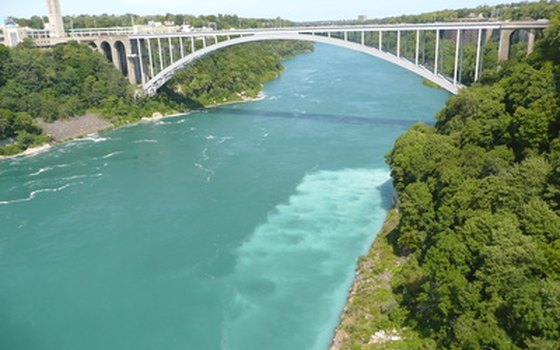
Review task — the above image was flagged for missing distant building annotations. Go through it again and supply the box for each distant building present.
[181,23,193,32]
[0,16,28,47]
[358,15,368,22]
[1,16,17,27]
[132,21,181,35]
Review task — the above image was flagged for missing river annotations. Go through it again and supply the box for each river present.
[0,44,448,350]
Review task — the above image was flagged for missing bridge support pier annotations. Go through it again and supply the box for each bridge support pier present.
[136,39,146,85]
[109,45,120,71]
[475,28,483,82]
[527,29,536,55]
[415,30,420,65]
[434,29,440,75]
[180,37,185,58]
[453,29,461,85]
[498,29,514,61]
[127,53,138,84]
[397,30,400,57]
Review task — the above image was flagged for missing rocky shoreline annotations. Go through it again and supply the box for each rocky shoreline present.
[329,209,406,349]
[38,113,113,142]
[0,112,166,161]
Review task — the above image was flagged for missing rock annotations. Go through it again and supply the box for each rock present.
[38,114,112,142]
[368,329,402,344]
[329,330,350,350]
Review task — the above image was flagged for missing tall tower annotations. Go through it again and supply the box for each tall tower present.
[45,0,65,38]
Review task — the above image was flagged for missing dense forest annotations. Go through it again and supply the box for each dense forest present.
[336,0,560,24]
[166,41,313,106]
[367,12,560,349]
[0,40,312,155]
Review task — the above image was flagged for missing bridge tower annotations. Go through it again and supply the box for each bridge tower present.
[46,0,65,38]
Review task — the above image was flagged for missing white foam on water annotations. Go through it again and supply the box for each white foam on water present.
[75,136,109,143]
[194,163,215,183]
[100,151,122,159]
[217,137,233,144]
[257,127,269,139]
[154,120,172,126]
[61,173,103,181]
[201,148,210,162]
[28,163,72,178]
[132,139,158,144]
[205,135,234,144]
[0,182,79,206]
[29,167,53,176]
[223,168,391,349]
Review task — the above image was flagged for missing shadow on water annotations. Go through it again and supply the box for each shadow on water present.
[378,178,394,211]
[216,107,431,127]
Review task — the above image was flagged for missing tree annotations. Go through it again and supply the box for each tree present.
[397,181,435,252]
[532,12,560,65]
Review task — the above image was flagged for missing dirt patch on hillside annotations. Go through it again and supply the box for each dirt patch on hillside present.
[38,114,112,141]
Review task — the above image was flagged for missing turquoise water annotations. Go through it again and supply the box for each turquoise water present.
[0,44,448,350]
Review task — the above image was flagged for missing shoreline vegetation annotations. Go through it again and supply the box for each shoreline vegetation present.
[332,9,560,349]
[0,40,313,159]
[0,92,266,161]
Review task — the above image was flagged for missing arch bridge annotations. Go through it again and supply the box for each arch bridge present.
[62,21,549,95]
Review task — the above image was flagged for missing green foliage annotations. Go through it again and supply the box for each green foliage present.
[398,182,434,252]
[0,40,312,155]
[0,109,47,155]
[382,11,560,350]
[0,45,9,88]
[166,41,313,106]
[0,41,130,121]
[350,0,560,24]
[532,10,560,65]
[17,13,296,31]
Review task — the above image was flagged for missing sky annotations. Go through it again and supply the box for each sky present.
[2,0,539,22]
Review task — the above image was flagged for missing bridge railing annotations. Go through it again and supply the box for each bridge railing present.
[67,27,134,37]
[128,21,548,39]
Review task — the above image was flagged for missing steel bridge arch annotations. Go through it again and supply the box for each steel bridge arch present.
[142,32,461,95]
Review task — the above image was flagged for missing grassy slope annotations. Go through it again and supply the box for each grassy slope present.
[332,210,427,350]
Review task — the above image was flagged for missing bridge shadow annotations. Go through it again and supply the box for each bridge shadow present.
[159,86,205,110]
[216,107,429,127]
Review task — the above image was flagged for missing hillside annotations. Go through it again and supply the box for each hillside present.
[334,11,560,350]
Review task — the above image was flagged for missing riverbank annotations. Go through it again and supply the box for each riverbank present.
[0,92,269,161]
[0,40,313,161]
[330,209,423,349]
[38,114,113,142]
[0,112,168,161]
